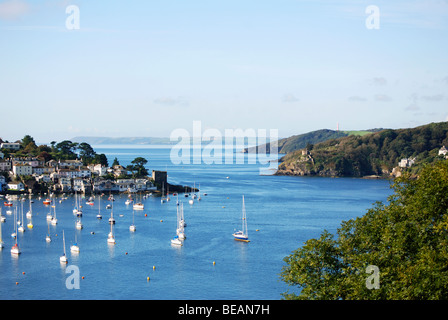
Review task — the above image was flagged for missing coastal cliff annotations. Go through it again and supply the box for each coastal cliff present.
[275,122,448,178]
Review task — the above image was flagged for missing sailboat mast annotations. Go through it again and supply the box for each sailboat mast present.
[242,195,247,236]
[63,230,66,255]
[14,207,18,246]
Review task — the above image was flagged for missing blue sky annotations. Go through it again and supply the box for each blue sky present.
[0,0,447,143]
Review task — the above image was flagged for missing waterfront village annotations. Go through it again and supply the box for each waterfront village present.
[0,139,188,196]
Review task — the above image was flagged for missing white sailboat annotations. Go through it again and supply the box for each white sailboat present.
[18,202,25,233]
[73,191,82,216]
[26,199,32,218]
[26,199,33,229]
[46,206,53,221]
[75,217,83,230]
[107,203,116,244]
[70,234,80,253]
[11,207,17,239]
[60,230,68,264]
[232,195,250,242]
[46,222,52,242]
[171,235,182,246]
[176,203,186,240]
[51,199,58,225]
[160,183,167,203]
[129,207,136,232]
[108,202,115,224]
[97,196,102,219]
[11,208,20,255]
[192,182,197,199]
[133,202,144,210]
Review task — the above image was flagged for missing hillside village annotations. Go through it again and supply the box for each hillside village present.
[0,140,167,195]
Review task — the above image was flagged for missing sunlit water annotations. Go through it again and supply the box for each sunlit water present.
[0,146,393,299]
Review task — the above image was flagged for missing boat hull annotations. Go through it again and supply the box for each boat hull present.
[233,233,250,242]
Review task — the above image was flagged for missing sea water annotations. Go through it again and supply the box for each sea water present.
[0,146,393,299]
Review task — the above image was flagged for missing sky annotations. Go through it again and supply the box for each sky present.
[0,0,447,143]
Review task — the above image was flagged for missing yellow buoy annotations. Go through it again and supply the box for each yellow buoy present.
[256,229,260,232]
[153,266,156,270]
[160,220,163,222]
[213,261,216,266]
[147,277,150,281]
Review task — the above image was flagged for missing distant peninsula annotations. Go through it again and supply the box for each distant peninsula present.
[71,136,176,145]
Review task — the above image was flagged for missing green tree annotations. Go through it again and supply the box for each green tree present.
[78,142,96,163]
[93,153,108,167]
[21,135,35,149]
[55,140,78,159]
[112,157,120,167]
[280,160,448,299]
[131,157,149,178]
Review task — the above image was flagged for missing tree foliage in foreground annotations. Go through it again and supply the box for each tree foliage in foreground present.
[280,160,448,299]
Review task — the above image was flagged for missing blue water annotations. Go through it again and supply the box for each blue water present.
[0,146,393,299]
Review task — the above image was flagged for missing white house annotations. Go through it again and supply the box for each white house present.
[32,166,56,175]
[13,163,33,176]
[0,160,11,172]
[135,179,156,191]
[439,146,448,157]
[115,179,134,192]
[35,174,51,183]
[58,168,91,179]
[12,157,41,167]
[73,178,91,193]
[0,142,21,150]
[59,177,72,192]
[93,179,119,193]
[79,167,91,178]
[399,158,415,168]
[88,164,107,176]
[73,178,84,192]
[59,159,83,169]
[8,182,25,191]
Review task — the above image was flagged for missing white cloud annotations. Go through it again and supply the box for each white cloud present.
[153,96,189,107]
[405,103,420,111]
[0,0,30,20]
[371,77,387,86]
[374,94,392,102]
[282,93,299,103]
[348,96,367,102]
[421,94,444,102]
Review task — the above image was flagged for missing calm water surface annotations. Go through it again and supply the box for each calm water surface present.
[0,146,393,299]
